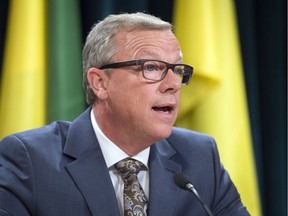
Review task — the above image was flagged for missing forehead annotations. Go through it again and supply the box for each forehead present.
[113,29,181,61]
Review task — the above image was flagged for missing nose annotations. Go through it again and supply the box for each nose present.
[159,69,181,93]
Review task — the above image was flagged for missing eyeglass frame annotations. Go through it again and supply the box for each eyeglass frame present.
[99,59,193,85]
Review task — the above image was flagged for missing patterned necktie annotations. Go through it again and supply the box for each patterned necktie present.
[114,158,148,216]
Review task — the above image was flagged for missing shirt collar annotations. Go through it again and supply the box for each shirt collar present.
[90,110,150,169]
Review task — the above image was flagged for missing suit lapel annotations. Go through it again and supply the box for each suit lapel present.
[65,146,120,216]
[63,108,120,216]
[148,140,182,216]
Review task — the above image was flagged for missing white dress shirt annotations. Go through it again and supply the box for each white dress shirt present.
[90,111,150,215]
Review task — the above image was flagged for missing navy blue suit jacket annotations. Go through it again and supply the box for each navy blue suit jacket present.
[0,108,249,215]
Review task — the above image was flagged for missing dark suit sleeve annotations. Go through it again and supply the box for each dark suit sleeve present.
[209,137,250,216]
[0,135,35,216]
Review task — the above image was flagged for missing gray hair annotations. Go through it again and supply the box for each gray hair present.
[82,12,173,105]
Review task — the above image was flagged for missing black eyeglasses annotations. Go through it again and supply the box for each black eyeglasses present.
[99,59,193,85]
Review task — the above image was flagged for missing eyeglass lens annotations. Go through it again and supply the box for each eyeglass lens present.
[142,60,191,84]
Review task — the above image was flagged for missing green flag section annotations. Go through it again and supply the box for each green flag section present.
[173,1,262,215]
[47,0,85,123]
[0,0,46,139]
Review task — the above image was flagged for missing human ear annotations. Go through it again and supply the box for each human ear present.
[87,67,108,100]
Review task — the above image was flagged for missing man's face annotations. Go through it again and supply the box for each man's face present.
[99,29,182,146]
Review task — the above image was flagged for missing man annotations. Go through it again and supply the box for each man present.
[0,12,250,215]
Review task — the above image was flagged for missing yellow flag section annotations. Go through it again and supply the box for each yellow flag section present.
[173,1,261,215]
[0,0,46,139]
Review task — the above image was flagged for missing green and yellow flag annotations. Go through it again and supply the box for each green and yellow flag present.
[0,0,85,139]
[174,1,261,215]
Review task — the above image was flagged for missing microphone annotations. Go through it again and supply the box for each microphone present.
[173,172,214,216]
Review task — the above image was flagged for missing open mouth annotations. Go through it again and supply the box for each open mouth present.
[152,105,174,113]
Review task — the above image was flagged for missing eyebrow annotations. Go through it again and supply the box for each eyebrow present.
[134,51,183,63]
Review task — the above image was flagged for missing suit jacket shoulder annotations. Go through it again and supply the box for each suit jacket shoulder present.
[149,127,250,216]
[0,108,120,216]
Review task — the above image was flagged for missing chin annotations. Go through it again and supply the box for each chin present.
[153,126,173,140]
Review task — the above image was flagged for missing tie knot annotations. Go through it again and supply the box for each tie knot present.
[114,158,145,180]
